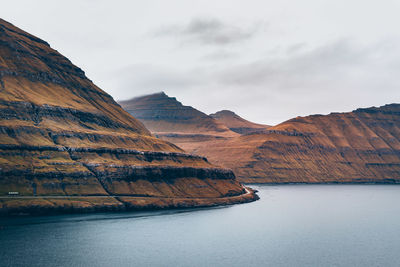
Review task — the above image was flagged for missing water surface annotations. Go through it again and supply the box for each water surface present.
[1,185,400,267]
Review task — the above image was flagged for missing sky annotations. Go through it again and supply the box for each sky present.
[2,0,400,125]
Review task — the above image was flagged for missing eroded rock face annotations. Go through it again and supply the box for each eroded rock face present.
[0,19,257,215]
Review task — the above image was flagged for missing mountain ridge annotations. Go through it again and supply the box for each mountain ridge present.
[119,92,236,135]
[0,19,257,215]
[119,91,400,184]
[210,109,270,134]
[201,103,400,183]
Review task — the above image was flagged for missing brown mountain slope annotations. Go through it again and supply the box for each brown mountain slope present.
[119,92,239,153]
[210,110,270,134]
[120,92,400,184]
[198,104,400,183]
[0,19,257,215]
[119,92,236,134]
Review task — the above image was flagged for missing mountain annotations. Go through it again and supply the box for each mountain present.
[210,110,270,134]
[119,92,235,135]
[120,92,400,184]
[0,19,257,215]
[199,104,400,183]
[119,92,239,153]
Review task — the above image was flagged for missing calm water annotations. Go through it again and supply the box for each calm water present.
[1,185,400,267]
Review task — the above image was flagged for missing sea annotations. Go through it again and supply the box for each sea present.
[1,184,400,267]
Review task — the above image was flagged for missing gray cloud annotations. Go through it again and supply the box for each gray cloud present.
[155,18,259,45]
[217,40,369,87]
[201,49,239,61]
[113,38,400,125]
[9,0,398,125]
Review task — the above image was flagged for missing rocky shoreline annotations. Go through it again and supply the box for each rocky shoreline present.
[0,187,259,216]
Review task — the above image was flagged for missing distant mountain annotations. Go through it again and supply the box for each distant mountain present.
[0,19,257,215]
[120,92,400,184]
[200,104,400,183]
[119,92,239,153]
[210,110,270,134]
[120,92,236,135]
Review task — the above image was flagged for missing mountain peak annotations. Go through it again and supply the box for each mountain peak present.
[146,91,168,97]
[210,110,270,134]
[0,18,256,214]
[0,18,50,47]
[0,18,88,83]
[119,92,235,134]
[211,110,237,117]
[119,91,186,112]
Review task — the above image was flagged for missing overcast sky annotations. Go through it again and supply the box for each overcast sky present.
[2,0,400,125]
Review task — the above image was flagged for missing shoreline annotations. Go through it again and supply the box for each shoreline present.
[243,180,400,185]
[0,186,259,217]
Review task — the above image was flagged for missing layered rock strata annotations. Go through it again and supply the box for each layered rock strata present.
[198,104,400,183]
[120,93,400,184]
[0,18,257,215]
[119,92,240,154]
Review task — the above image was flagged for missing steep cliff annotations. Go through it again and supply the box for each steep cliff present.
[0,19,257,215]
[210,110,270,134]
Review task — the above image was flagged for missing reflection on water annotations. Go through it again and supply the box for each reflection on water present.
[1,185,400,267]
[0,206,227,228]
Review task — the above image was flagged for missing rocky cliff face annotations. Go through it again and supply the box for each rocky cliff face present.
[200,104,400,183]
[210,110,270,134]
[0,19,257,215]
